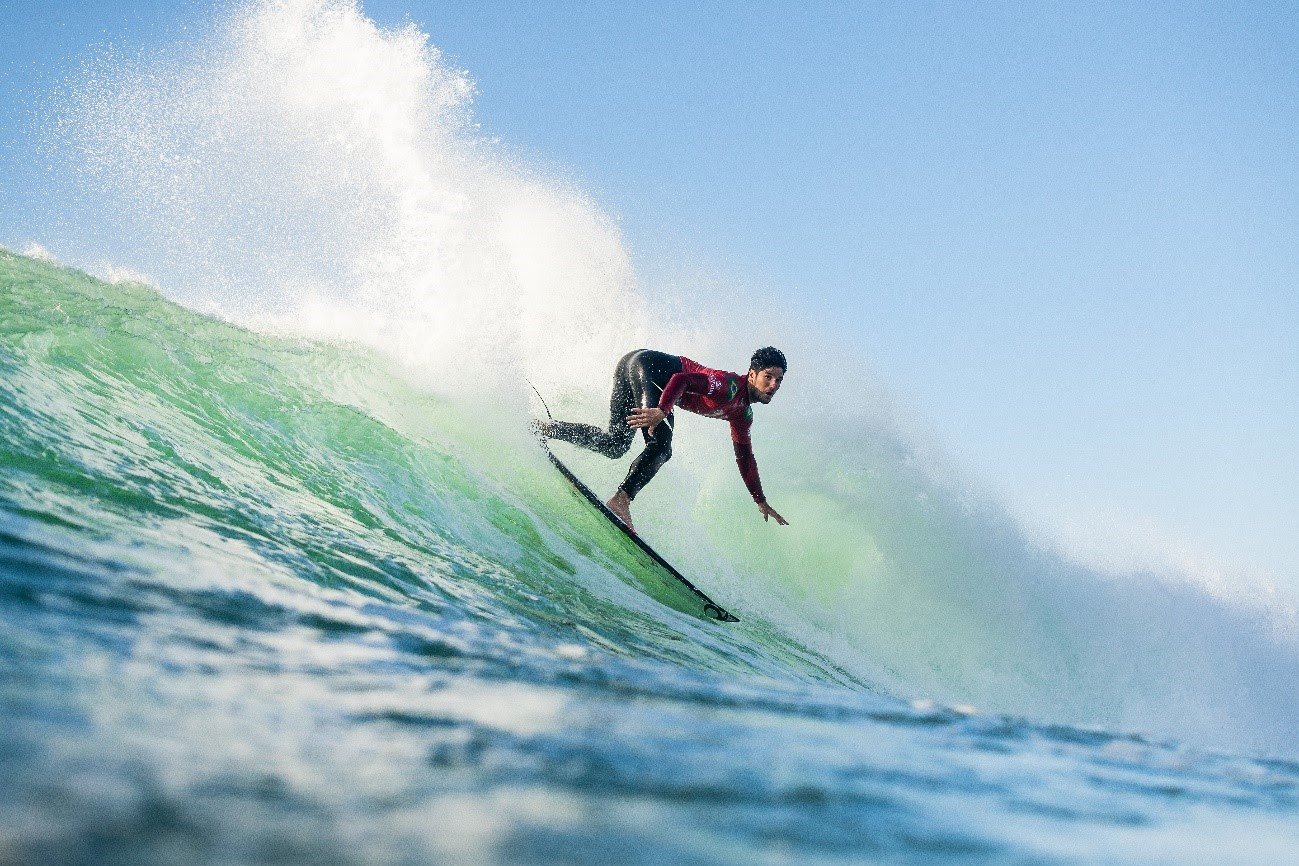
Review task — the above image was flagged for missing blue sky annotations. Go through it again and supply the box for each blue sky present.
[2,1,1296,586]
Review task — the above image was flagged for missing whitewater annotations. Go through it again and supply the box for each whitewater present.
[3,1,1298,862]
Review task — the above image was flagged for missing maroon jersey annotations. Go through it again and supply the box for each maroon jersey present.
[657,357,766,503]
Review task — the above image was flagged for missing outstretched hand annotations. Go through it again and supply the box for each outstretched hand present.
[626,407,667,433]
[758,502,788,525]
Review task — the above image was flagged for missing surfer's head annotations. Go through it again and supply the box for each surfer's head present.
[747,347,786,404]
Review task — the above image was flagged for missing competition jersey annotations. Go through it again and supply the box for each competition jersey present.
[657,357,765,503]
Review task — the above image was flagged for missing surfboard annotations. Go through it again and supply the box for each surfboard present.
[539,440,740,623]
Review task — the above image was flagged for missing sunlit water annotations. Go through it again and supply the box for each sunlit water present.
[4,251,1299,864]
[6,0,1299,861]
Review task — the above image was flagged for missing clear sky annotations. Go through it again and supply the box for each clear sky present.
[2,1,1296,587]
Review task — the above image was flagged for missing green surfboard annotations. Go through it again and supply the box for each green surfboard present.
[540,440,739,623]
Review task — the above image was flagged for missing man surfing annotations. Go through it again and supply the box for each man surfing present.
[537,347,789,532]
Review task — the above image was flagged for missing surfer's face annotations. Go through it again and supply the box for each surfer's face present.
[747,366,784,404]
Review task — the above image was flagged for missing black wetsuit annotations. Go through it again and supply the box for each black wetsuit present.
[543,350,681,499]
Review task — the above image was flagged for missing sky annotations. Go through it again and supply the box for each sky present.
[1,1,1296,588]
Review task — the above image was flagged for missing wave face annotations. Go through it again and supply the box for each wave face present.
[7,249,1299,863]
[5,1,1299,861]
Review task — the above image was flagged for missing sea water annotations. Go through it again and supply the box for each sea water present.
[4,2,1299,862]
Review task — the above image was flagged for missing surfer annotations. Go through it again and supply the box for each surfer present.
[538,347,789,532]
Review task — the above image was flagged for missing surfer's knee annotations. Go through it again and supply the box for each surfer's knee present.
[607,429,635,458]
[641,439,671,469]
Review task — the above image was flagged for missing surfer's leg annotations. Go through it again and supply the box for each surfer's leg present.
[630,350,683,408]
[604,350,681,529]
[542,352,639,457]
[615,350,681,500]
[541,420,631,456]
[618,411,674,500]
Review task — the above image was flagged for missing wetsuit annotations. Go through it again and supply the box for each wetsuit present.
[543,350,765,502]
[657,356,765,503]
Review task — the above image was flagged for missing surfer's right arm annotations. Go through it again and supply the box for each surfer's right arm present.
[626,406,667,431]
[627,370,710,432]
[657,371,709,415]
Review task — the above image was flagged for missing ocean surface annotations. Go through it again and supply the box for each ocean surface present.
[5,1,1299,862]
[5,250,1299,864]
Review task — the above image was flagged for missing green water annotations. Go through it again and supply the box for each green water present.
[5,249,1299,864]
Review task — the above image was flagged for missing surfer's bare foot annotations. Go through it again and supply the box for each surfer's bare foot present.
[606,490,634,533]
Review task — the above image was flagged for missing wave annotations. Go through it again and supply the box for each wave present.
[11,0,1299,759]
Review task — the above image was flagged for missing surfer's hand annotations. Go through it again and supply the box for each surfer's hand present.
[758,502,788,525]
[626,407,666,432]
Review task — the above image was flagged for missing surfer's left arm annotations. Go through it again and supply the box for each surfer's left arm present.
[732,422,788,526]
[757,501,788,525]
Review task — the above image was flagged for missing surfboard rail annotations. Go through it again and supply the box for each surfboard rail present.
[539,440,739,623]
